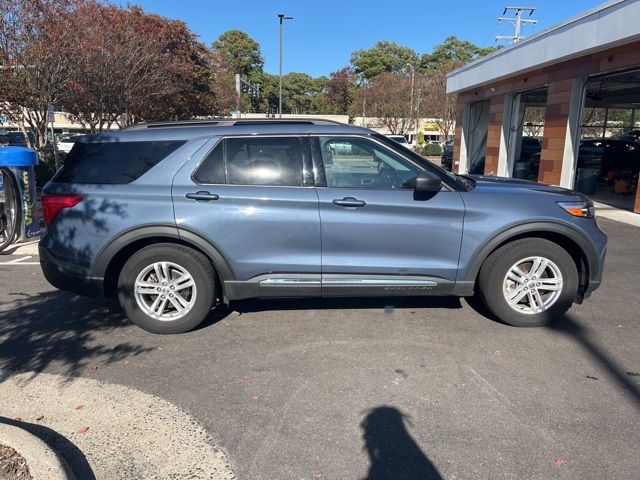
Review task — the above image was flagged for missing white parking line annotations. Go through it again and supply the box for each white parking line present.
[0,255,40,266]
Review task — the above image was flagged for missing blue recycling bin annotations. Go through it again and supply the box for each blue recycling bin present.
[0,146,42,247]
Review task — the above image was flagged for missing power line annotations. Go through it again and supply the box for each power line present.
[496,6,537,44]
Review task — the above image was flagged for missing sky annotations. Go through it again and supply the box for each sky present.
[115,0,606,77]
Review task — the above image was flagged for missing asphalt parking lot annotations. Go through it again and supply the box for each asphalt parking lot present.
[1,216,639,480]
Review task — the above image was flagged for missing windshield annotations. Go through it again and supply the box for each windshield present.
[373,133,472,190]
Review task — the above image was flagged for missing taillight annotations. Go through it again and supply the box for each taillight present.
[41,194,84,225]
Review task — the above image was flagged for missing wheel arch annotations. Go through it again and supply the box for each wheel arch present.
[464,221,598,300]
[92,225,235,299]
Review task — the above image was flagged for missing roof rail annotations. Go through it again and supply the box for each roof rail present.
[126,118,346,130]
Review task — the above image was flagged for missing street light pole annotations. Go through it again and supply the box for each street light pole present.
[406,63,415,141]
[278,13,293,119]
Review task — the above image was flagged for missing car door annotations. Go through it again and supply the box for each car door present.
[311,135,465,296]
[172,135,321,298]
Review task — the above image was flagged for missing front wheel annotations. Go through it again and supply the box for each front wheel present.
[117,243,215,334]
[478,238,578,327]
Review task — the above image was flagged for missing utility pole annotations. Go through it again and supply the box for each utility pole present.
[406,63,415,140]
[496,7,537,44]
[278,13,293,119]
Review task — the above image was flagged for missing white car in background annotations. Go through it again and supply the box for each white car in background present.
[386,135,413,150]
[57,137,75,154]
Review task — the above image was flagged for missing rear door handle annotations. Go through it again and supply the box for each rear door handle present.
[333,197,366,208]
[185,191,219,202]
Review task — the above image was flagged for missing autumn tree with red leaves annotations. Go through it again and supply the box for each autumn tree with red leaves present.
[0,0,79,149]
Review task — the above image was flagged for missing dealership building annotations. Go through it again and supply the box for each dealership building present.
[447,0,640,213]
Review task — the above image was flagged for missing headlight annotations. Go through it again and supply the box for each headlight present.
[557,201,595,218]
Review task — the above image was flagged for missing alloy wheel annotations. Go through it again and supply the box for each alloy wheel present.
[502,256,563,315]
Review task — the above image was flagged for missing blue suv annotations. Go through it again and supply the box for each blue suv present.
[39,119,607,334]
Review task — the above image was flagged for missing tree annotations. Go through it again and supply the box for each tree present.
[421,36,498,71]
[0,0,79,150]
[212,30,263,76]
[322,67,357,115]
[351,41,419,81]
[63,3,227,131]
[420,62,460,140]
[357,72,413,134]
[282,72,323,114]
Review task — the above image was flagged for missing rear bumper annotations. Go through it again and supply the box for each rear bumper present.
[39,244,105,298]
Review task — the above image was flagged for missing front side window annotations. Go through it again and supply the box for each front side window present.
[317,136,420,189]
[226,137,303,186]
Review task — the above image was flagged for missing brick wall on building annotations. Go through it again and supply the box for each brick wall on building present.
[537,79,573,185]
[485,97,504,175]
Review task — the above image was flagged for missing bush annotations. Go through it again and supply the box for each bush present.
[34,149,59,186]
[416,131,425,145]
[414,143,442,156]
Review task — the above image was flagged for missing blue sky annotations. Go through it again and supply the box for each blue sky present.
[117,0,605,77]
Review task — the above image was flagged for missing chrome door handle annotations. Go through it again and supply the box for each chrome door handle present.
[332,197,366,208]
[185,191,219,202]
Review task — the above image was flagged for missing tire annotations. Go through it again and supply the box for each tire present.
[478,238,578,327]
[117,243,215,334]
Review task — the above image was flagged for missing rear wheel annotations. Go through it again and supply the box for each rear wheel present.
[478,238,578,327]
[117,243,215,334]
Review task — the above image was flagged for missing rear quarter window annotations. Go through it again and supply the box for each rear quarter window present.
[53,140,185,184]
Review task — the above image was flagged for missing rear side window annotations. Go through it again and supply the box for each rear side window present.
[192,142,224,184]
[53,140,185,184]
[193,137,304,186]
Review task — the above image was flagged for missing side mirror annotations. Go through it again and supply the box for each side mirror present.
[414,171,442,193]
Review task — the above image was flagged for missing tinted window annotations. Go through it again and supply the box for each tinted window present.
[226,137,303,186]
[192,141,224,184]
[318,136,419,189]
[53,140,184,184]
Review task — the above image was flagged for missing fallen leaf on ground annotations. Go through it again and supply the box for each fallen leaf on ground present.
[12,417,21,422]
[243,375,251,380]
[76,426,89,434]
[123,358,131,365]
[312,472,322,478]
[35,416,44,421]
[492,351,501,357]
[158,346,164,351]
[251,395,260,401]
[75,405,84,411]
[89,365,98,371]
[554,458,565,466]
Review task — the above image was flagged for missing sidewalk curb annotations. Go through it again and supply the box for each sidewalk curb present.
[0,422,69,480]
[594,202,640,227]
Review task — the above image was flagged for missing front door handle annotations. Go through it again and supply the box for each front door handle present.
[185,191,219,202]
[333,197,366,208]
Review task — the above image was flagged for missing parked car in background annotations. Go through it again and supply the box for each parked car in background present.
[441,141,453,171]
[386,134,412,150]
[578,138,640,179]
[620,130,640,143]
[6,131,36,147]
[39,119,606,334]
[57,136,76,154]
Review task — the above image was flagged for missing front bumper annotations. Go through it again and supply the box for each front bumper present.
[39,243,105,298]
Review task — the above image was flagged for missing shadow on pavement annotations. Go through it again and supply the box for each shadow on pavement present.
[547,314,640,407]
[197,296,462,329]
[0,291,152,378]
[361,406,443,480]
[0,416,96,480]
